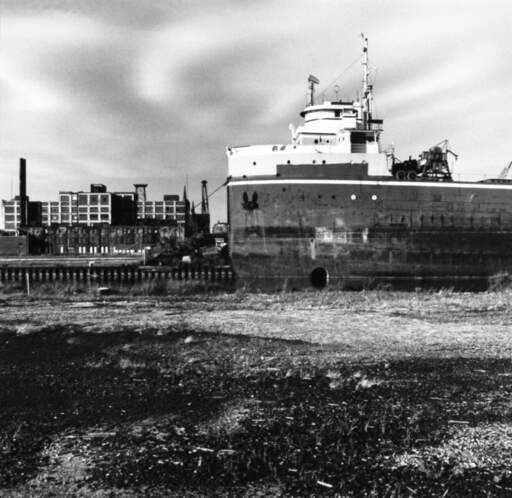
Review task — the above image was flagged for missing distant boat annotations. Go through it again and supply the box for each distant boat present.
[226,35,512,290]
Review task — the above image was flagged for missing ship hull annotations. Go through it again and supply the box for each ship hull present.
[227,179,512,290]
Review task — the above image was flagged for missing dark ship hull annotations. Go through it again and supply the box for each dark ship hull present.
[228,172,512,290]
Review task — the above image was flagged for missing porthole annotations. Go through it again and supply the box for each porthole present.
[252,161,256,165]
[287,160,291,164]
[282,188,287,192]
[322,160,326,164]
[350,194,357,200]
[312,160,316,164]
[371,194,378,201]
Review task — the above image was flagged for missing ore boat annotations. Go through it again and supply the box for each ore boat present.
[226,36,512,290]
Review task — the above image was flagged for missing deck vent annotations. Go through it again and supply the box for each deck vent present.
[310,267,329,289]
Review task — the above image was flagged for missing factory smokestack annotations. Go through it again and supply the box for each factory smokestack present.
[19,157,27,228]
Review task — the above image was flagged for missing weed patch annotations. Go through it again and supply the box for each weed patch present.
[2,326,512,496]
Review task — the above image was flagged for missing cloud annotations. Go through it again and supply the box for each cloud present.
[1,0,511,223]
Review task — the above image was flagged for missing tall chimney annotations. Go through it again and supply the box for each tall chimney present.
[19,158,27,227]
[201,180,209,215]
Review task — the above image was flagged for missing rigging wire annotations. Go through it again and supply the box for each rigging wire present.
[208,176,231,199]
[317,54,363,99]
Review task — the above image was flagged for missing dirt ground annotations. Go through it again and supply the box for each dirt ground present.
[1,289,512,496]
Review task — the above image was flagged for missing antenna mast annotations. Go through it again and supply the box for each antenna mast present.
[361,33,371,127]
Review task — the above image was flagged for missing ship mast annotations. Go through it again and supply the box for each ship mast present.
[361,33,372,127]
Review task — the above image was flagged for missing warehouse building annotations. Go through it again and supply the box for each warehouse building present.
[1,183,186,232]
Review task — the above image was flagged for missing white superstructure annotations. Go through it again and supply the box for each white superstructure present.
[227,35,389,179]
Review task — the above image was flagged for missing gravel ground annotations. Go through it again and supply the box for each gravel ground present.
[1,289,512,496]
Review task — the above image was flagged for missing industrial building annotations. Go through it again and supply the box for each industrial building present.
[24,223,184,256]
[1,159,212,258]
[1,182,186,233]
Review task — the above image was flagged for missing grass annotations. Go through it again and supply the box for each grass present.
[1,291,512,496]
[0,278,235,301]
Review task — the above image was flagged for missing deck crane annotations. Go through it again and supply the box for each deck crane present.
[497,160,512,180]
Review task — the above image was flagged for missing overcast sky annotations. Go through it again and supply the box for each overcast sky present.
[1,0,511,222]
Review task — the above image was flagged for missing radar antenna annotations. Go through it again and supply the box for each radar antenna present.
[307,74,320,106]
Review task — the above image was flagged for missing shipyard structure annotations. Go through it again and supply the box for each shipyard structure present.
[226,36,512,290]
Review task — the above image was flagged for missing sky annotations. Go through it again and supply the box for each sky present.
[1,0,511,223]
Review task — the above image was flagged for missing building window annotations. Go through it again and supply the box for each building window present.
[78,195,88,205]
[100,195,109,204]
[90,214,98,220]
[89,195,98,204]
[100,214,109,221]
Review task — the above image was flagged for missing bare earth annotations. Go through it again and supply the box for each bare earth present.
[4,291,512,359]
[1,289,512,496]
